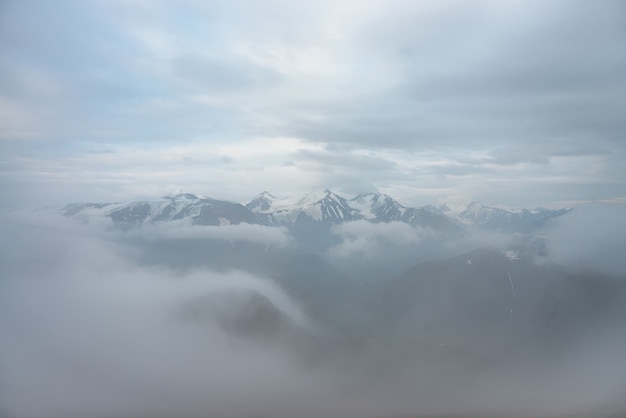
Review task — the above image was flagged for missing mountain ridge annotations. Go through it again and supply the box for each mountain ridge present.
[60,190,571,233]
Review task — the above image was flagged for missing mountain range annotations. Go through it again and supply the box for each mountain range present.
[61,189,571,234]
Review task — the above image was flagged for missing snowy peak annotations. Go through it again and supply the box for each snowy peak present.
[162,192,207,201]
[437,203,452,213]
[295,190,328,206]
[350,192,405,221]
[246,189,359,224]
[296,189,344,206]
[245,191,277,213]
[314,190,358,223]
[63,194,260,227]
[460,201,503,223]
[351,192,403,209]
[288,189,357,223]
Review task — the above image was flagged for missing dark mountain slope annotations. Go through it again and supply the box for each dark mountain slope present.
[374,247,626,373]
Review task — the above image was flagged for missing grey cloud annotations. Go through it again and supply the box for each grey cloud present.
[285,0,626,150]
[328,220,424,259]
[422,163,495,177]
[297,148,397,171]
[129,220,293,247]
[482,140,613,166]
[326,218,516,279]
[275,147,401,195]
[541,203,626,277]
[1,0,625,207]
[470,181,626,209]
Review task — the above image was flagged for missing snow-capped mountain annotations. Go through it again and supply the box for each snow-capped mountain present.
[63,193,261,227]
[350,192,405,221]
[349,192,463,232]
[458,201,571,233]
[245,191,276,213]
[244,190,462,232]
[245,189,360,225]
[60,190,571,234]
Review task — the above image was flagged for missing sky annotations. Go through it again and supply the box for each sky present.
[1,0,625,208]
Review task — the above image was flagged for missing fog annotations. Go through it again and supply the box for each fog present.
[326,219,516,280]
[0,213,334,418]
[541,203,626,277]
[130,220,293,249]
[1,210,626,418]
[329,220,425,259]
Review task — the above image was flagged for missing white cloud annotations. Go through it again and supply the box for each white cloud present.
[328,220,423,259]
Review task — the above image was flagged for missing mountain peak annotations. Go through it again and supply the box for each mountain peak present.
[352,192,380,200]
[246,191,279,212]
[162,192,205,201]
[321,189,347,201]
[296,192,322,206]
[349,192,405,221]
[438,203,451,213]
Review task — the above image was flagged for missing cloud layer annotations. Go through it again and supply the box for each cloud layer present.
[2,206,626,417]
[1,0,625,207]
[0,213,328,418]
[542,203,626,277]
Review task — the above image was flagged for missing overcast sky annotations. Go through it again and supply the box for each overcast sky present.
[1,0,625,208]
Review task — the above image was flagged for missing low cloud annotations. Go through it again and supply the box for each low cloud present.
[541,203,626,276]
[328,220,424,259]
[326,219,517,279]
[129,219,293,248]
[2,209,625,417]
[0,213,326,418]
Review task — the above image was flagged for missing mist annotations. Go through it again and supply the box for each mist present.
[0,214,333,418]
[326,219,516,280]
[540,203,626,277]
[2,208,626,418]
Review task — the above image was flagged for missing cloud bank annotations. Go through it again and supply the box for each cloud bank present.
[130,219,293,247]
[0,213,328,418]
[542,203,626,277]
[2,206,626,417]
